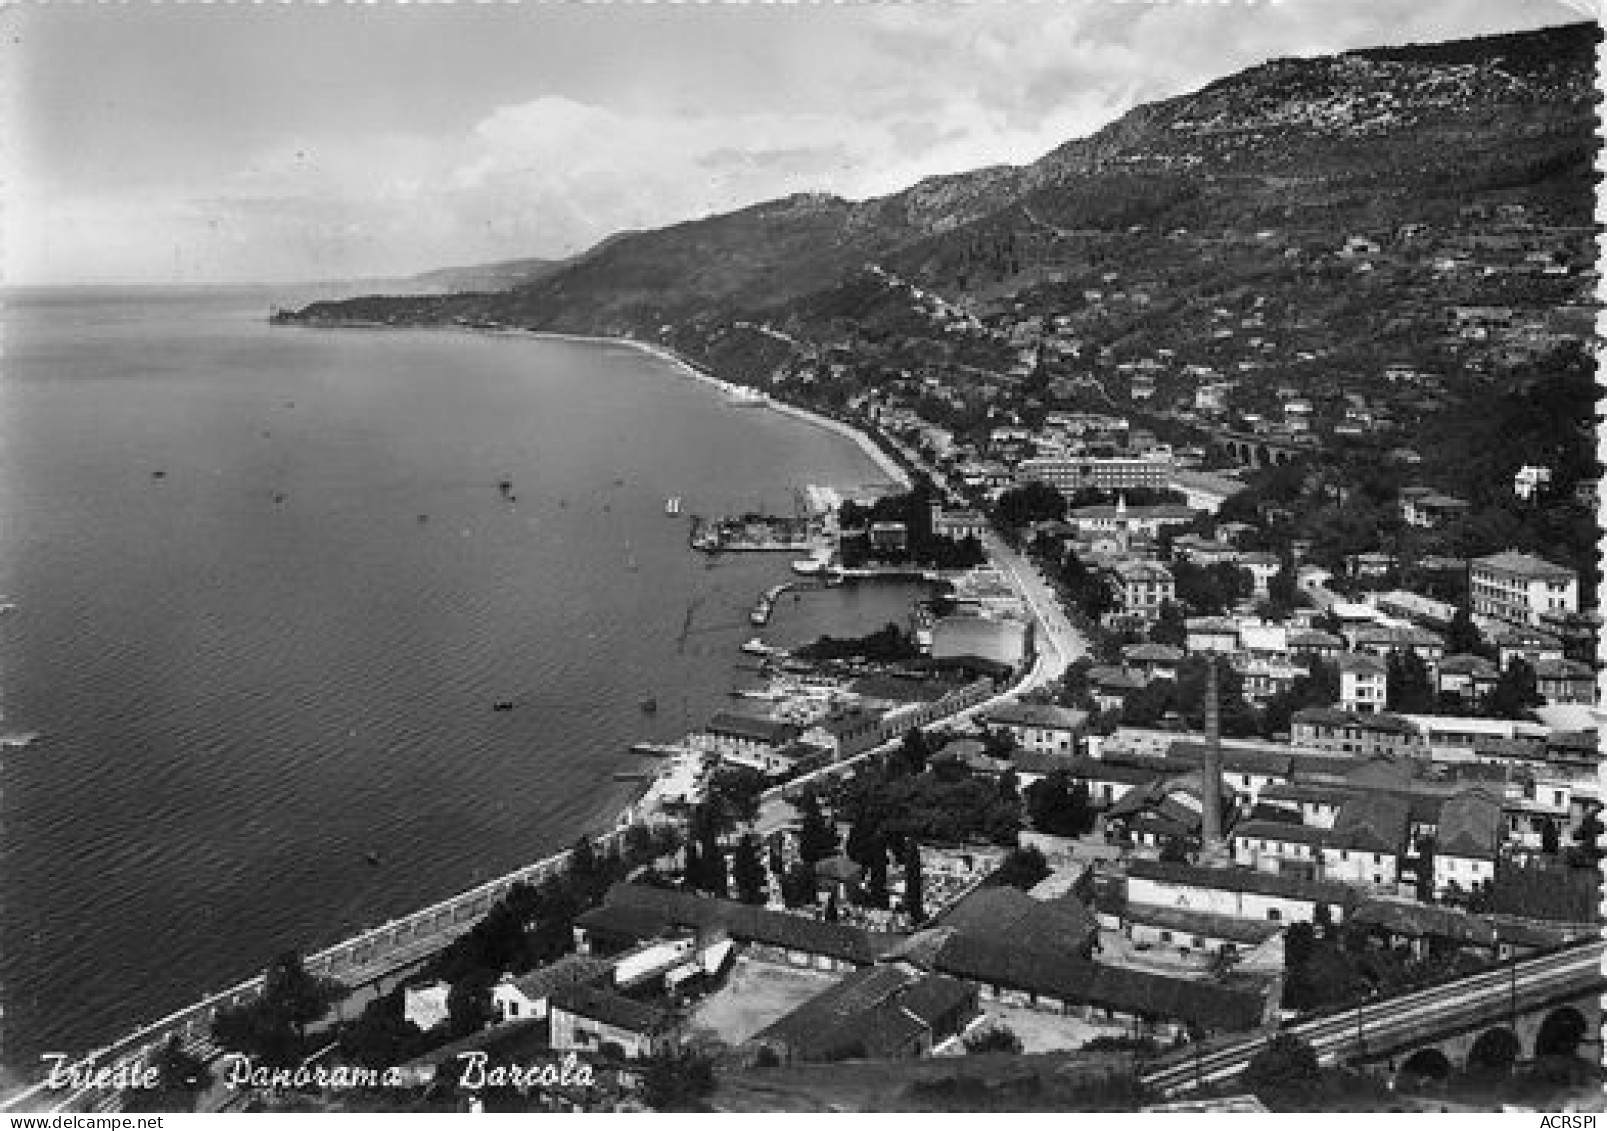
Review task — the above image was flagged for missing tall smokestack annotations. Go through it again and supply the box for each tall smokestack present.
[1200,657,1226,859]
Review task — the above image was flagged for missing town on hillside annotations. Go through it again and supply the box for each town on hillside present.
[114,18,1602,1119]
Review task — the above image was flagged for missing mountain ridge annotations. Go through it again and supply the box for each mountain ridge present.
[278,19,1596,337]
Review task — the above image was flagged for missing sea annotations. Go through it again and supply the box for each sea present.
[0,285,914,1071]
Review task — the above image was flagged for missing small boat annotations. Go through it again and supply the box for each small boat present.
[492,701,516,712]
[640,697,658,713]
[665,496,682,516]
[151,470,167,480]
[363,849,382,866]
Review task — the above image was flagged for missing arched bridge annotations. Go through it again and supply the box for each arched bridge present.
[1211,431,1314,469]
[1143,938,1605,1097]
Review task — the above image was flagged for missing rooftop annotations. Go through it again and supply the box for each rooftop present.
[548,983,674,1035]
[704,712,802,745]
[979,701,1090,731]
[1471,551,1577,582]
[1127,859,1358,908]
[934,884,1099,954]
[581,884,896,964]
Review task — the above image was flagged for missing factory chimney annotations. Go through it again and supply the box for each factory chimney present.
[1198,655,1229,866]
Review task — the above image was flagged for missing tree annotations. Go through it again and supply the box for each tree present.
[780,860,817,909]
[732,833,767,905]
[796,790,839,865]
[445,967,497,1039]
[1487,657,1544,719]
[1571,809,1603,865]
[902,840,925,924]
[1026,769,1097,837]
[1385,649,1437,714]
[1266,557,1301,619]
[706,766,765,831]
[1159,835,1192,864]
[640,1051,716,1111]
[123,1035,214,1112]
[995,481,1066,528]
[1242,1033,1321,1095]
[864,852,890,909]
[1541,818,1561,855]
[986,845,1050,891]
[890,727,932,778]
[705,840,730,900]
[1151,600,1187,648]
[1444,604,1485,657]
[824,889,840,922]
[337,991,428,1074]
[212,951,347,1067]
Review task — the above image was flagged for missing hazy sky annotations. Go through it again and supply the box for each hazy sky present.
[2,0,1584,285]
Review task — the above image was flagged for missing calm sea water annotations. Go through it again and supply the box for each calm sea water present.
[0,287,909,1068]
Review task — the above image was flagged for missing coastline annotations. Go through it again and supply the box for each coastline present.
[7,313,920,1103]
[511,329,913,492]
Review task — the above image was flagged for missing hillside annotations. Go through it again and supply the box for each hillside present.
[281,20,1594,339]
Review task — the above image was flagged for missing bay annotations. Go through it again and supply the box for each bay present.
[0,287,908,1067]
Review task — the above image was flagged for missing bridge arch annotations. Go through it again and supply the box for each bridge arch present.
[1466,1027,1521,1077]
[1397,1048,1452,1087]
[1257,445,1272,467]
[1535,1006,1589,1059]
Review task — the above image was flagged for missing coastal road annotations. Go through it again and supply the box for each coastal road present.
[748,531,1089,837]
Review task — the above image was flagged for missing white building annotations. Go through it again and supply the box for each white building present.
[1105,560,1175,623]
[1513,464,1553,500]
[1126,860,1353,926]
[1470,551,1579,627]
[1433,790,1503,899]
[977,702,1088,755]
[1336,652,1388,714]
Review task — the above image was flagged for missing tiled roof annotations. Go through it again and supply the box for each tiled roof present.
[587,884,895,964]
[1436,789,1504,860]
[508,954,614,1002]
[1087,665,1150,691]
[1062,755,1163,785]
[1127,859,1358,908]
[1439,653,1499,677]
[1012,748,1083,776]
[704,711,800,745]
[1331,793,1412,853]
[548,983,674,1035]
[1472,551,1576,581]
[1231,819,1330,846]
[1122,902,1285,946]
[1165,740,1293,778]
[980,702,1090,731]
[935,885,1099,952]
[1123,642,1186,663]
[1336,652,1388,675]
[890,930,1265,1031]
[1351,898,1496,946]
[1291,707,1418,735]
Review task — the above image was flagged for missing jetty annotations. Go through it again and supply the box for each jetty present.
[690,513,816,554]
